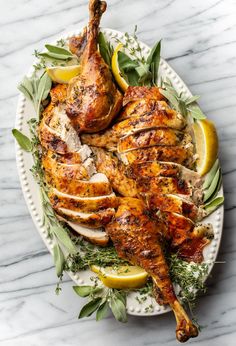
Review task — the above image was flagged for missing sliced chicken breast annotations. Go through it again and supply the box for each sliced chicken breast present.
[92,147,138,197]
[113,106,186,137]
[118,129,193,153]
[47,172,112,197]
[39,104,81,154]
[125,161,202,188]
[145,193,206,222]
[56,207,115,228]
[49,188,118,213]
[120,145,195,168]
[57,216,109,246]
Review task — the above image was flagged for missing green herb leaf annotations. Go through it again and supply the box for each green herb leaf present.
[79,298,103,319]
[118,51,139,71]
[147,40,161,85]
[204,196,224,213]
[96,301,109,321]
[39,52,72,61]
[51,225,77,254]
[109,295,127,323]
[159,89,179,109]
[38,72,52,101]
[118,51,139,86]
[203,159,219,189]
[73,285,95,297]
[204,168,221,202]
[187,104,206,120]
[185,95,200,105]
[98,32,113,67]
[45,44,73,56]
[53,243,65,277]
[36,73,52,116]
[12,129,32,152]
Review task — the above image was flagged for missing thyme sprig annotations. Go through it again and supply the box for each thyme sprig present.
[169,254,209,311]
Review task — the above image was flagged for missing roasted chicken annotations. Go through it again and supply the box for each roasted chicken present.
[37,0,215,342]
[106,198,198,342]
[66,0,122,133]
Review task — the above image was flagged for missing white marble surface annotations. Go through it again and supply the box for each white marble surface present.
[0,0,236,345]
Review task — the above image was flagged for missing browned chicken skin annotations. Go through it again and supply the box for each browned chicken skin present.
[66,0,123,133]
[106,198,198,342]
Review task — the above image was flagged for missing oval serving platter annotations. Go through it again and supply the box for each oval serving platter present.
[15,28,224,316]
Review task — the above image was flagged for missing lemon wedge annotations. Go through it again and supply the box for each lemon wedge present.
[91,265,148,289]
[193,119,218,176]
[111,43,129,92]
[46,65,81,84]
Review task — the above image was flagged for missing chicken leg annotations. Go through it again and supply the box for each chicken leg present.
[105,198,198,342]
[66,0,123,133]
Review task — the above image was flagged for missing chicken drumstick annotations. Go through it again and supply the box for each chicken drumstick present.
[105,197,198,343]
[66,0,123,133]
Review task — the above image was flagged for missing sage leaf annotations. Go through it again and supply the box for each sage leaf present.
[39,52,72,61]
[12,129,32,152]
[185,95,200,105]
[178,99,188,117]
[98,32,113,67]
[51,225,77,254]
[147,40,161,84]
[73,285,95,297]
[36,73,52,116]
[118,51,139,71]
[114,290,126,305]
[53,243,65,277]
[79,298,102,319]
[204,173,222,205]
[45,44,73,56]
[109,295,127,323]
[187,104,206,120]
[159,89,179,109]
[204,168,221,202]
[96,301,109,321]
[204,196,224,213]
[203,159,219,189]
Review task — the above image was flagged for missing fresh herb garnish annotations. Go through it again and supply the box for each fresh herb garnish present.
[18,72,52,117]
[74,283,128,323]
[67,237,128,272]
[98,32,114,67]
[160,78,206,120]
[12,129,32,152]
[39,44,73,61]
[168,254,208,311]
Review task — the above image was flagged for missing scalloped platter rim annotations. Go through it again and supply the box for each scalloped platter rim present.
[15,28,224,317]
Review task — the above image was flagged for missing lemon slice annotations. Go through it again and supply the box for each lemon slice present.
[193,119,218,176]
[111,43,129,92]
[91,265,148,289]
[46,65,81,84]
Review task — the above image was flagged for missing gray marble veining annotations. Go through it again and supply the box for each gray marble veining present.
[0,0,236,345]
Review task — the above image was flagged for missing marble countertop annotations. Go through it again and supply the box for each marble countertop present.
[0,0,236,345]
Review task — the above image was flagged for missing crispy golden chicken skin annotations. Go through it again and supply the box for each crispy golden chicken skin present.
[106,198,198,342]
[66,0,123,133]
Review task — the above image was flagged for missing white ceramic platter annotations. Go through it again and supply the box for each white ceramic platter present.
[15,28,224,317]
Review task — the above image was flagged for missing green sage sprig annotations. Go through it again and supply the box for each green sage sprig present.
[18,72,52,117]
[73,283,128,323]
[98,32,114,67]
[39,44,74,61]
[160,78,206,120]
[202,159,224,212]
